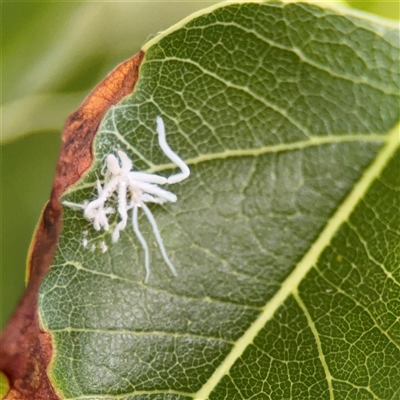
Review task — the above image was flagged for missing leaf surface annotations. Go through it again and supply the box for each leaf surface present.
[38,2,400,399]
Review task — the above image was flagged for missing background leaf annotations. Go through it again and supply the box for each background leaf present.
[1,1,224,144]
[34,1,399,399]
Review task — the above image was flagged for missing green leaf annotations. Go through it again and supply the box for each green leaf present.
[39,2,399,398]
[0,373,9,398]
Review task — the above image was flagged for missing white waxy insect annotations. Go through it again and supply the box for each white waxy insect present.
[99,241,108,253]
[64,116,190,282]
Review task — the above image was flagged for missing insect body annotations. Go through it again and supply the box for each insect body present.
[64,116,190,282]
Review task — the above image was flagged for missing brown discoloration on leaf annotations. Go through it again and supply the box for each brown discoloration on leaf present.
[52,50,144,200]
[0,51,145,400]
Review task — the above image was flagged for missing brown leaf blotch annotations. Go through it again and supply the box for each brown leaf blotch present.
[1,51,145,400]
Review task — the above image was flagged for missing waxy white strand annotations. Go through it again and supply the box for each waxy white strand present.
[64,116,190,282]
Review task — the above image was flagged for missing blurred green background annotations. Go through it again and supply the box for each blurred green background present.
[1,1,399,331]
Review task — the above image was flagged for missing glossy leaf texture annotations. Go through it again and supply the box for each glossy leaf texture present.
[39,2,400,399]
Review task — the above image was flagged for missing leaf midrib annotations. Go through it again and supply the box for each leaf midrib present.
[194,124,399,399]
